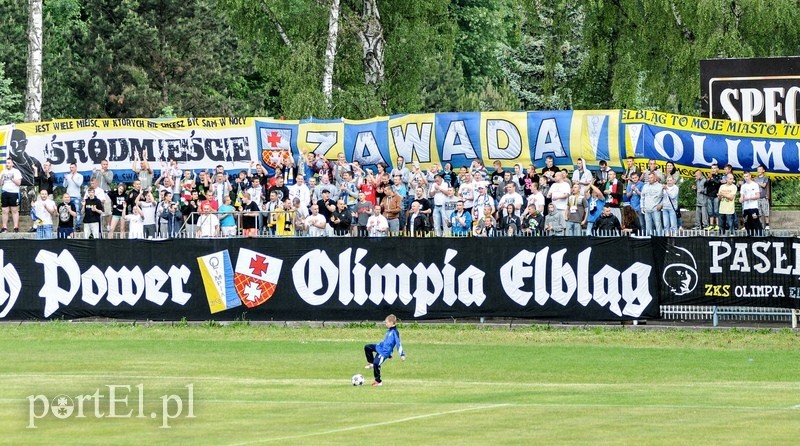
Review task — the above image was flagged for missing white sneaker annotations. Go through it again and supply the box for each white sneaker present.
[365,364,373,369]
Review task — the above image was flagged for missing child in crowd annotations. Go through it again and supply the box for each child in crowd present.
[363,314,406,386]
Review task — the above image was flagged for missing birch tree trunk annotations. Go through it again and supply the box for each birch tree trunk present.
[258,0,294,52]
[358,0,384,86]
[24,0,43,122]
[322,0,340,107]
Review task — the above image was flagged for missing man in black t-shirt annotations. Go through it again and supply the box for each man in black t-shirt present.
[57,193,77,238]
[82,188,105,239]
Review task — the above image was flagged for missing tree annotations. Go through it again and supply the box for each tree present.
[24,0,43,122]
[500,0,584,111]
[0,63,23,125]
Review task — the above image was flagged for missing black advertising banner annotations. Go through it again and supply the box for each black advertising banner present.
[0,237,661,322]
[700,57,800,123]
[656,237,800,308]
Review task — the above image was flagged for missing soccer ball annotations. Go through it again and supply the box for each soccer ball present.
[351,374,365,386]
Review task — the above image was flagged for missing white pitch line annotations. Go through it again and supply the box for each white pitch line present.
[226,403,511,446]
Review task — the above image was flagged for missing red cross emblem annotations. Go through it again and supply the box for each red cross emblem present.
[267,131,282,148]
[249,255,269,276]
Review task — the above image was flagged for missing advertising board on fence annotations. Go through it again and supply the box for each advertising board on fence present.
[701,57,800,124]
[0,237,797,322]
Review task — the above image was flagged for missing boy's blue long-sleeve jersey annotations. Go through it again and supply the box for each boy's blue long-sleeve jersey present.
[376,326,405,358]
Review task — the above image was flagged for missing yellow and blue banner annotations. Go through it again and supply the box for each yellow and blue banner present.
[197,250,241,314]
[253,109,624,173]
[0,124,10,176]
[11,110,800,181]
[622,109,800,177]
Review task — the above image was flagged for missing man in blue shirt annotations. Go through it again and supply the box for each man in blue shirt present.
[625,171,644,234]
[446,200,473,237]
[364,314,406,386]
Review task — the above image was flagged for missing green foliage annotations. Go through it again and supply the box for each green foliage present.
[0,62,23,125]
[500,0,584,110]
[452,0,517,94]
[772,180,800,209]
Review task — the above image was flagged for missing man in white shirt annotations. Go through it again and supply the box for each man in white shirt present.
[1,158,23,233]
[289,174,312,207]
[428,173,450,236]
[547,171,571,214]
[528,182,545,214]
[571,158,594,195]
[210,173,232,207]
[32,189,57,239]
[196,203,220,238]
[497,182,524,217]
[366,205,389,237]
[303,204,328,237]
[740,171,762,235]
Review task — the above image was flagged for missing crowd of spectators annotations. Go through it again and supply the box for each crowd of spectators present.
[0,151,771,239]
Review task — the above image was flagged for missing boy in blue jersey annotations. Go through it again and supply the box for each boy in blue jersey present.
[364,314,406,386]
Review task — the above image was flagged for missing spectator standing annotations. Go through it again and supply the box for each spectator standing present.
[594,206,621,236]
[718,173,738,234]
[625,172,644,232]
[108,183,128,237]
[92,159,113,193]
[304,204,328,237]
[196,203,220,238]
[367,205,389,237]
[571,158,594,195]
[32,190,57,239]
[661,176,679,236]
[218,196,237,237]
[240,192,260,237]
[740,171,762,236]
[544,202,566,236]
[57,193,77,239]
[134,154,155,191]
[603,170,623,222]
[547,171,570,216]
[586,184,606,236]
[446,200,472,237]
[429,173,450,236]
[380,187,403,234]
[704,163,724,231]
[137,191,158,238]
[565,183,588,236]
[521,204,544,236]
[161,201,183,238]
[692,170,709,230]
[33,160,55,194]
[330,199,352,236]
[353,192,373,237]
[755,164,771,230]
[82,188,104,239]
[63,162,84,230]
[641,172,663,236]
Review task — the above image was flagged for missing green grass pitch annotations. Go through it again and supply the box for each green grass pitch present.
[1,322,799,445]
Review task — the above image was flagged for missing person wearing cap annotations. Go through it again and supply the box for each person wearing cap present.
[428,173,450,236]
